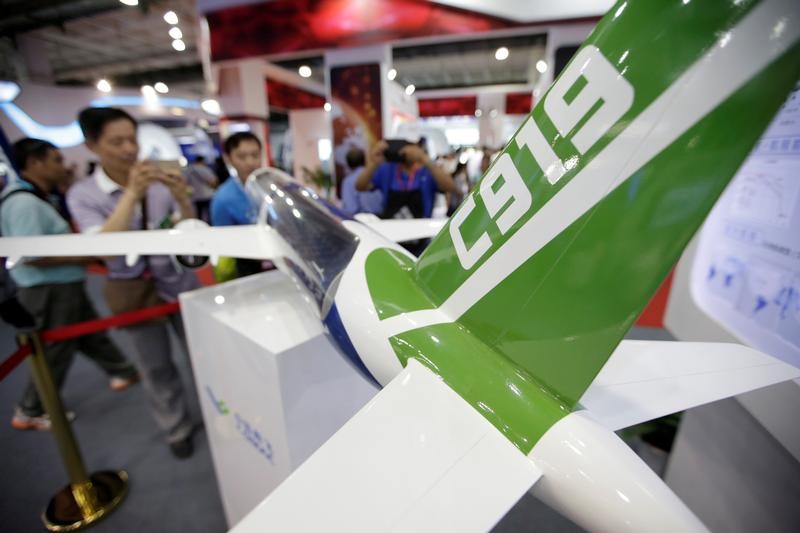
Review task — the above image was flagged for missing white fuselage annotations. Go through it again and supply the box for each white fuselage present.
[529,411,707,532]
[331,222,708,532]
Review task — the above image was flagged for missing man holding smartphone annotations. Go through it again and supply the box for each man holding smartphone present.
[67,107,199,458]
[355,138,454,219]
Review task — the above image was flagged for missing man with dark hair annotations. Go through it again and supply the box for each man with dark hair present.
[67,107,199,458]
[340,146,383,217]
[211,131,262,226]
[3,137,138,431]
[355,138,453,219]
[210,131,264,278]
[78,107,136,143]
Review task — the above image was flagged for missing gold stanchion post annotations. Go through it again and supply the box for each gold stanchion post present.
[19,332,128,531]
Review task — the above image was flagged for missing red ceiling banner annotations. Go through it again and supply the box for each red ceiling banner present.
[207,0,520,61]
[505,92,534,114]
[418,96,477,117]
[266,79,326,110]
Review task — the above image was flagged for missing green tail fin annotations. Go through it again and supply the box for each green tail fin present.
[405,0,800,407]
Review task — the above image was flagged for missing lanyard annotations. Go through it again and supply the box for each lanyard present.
[394,165,419,192]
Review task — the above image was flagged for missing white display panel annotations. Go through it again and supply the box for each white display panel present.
[692,83,800,368]
[180,271,379,527]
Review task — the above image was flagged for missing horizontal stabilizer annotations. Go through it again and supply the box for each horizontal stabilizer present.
[232,359,541,532]
[581,340,800,431]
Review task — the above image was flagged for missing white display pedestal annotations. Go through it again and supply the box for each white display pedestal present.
[180,271,380,528]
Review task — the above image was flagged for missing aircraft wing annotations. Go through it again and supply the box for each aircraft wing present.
[231,358,542,533]
[580,340,800,431]
[0,218,445,263]
[360,217,447,243]
[0,225,283,261]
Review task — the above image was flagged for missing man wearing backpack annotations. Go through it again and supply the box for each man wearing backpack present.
[1,138,138,431]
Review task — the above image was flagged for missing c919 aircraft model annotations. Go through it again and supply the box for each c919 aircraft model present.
[3,0,800,531]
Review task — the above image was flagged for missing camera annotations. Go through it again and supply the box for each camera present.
[383,139,412,163]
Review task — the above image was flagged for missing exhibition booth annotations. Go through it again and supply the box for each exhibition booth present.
[0,1,798,532]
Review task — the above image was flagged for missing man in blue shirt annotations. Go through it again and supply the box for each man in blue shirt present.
[210,132,261,226]
[210,132,264,278]
[3,138,137,431]
[340,147,383,217]
[355,138,453,218]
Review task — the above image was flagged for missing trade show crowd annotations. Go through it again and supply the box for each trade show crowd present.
[0,105,492,460]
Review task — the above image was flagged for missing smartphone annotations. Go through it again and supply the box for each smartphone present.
[150,159,182,175]
[384,139,411,163]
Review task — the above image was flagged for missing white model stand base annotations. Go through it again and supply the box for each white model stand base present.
[180,271,379,527]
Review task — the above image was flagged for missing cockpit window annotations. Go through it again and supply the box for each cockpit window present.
[246,168,359,316]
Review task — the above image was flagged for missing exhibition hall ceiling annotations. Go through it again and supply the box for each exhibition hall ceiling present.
[393,33,546,91]
[273,33,547,92]
[1,0,553,96]
[0,0,204,94]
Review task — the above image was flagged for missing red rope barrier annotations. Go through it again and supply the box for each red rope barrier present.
[0,345,32,382]
[41,302,180,343]
[0,301,180,382]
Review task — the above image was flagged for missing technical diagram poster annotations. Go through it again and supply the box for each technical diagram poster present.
[692,83,800,368]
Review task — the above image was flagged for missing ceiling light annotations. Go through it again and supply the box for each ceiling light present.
[387,68,397,81]
[119,0,138,6]
[536,60,548,73]
[172,39,186,51]
[169,27,183,40]
[489,109,499,118]
[323,102,332,112]
[164,11,179,25]
[201,99,221,116]
[298,65,312,78]
[495,47,509,61]
[474,109,482,118]
[405,84,415,96]
[96,79,112,93]
[154,82,169,94]
[141,85,156,96]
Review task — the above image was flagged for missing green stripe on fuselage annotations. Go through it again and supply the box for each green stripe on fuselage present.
[365,249,434,320]
[390,324,568,453]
